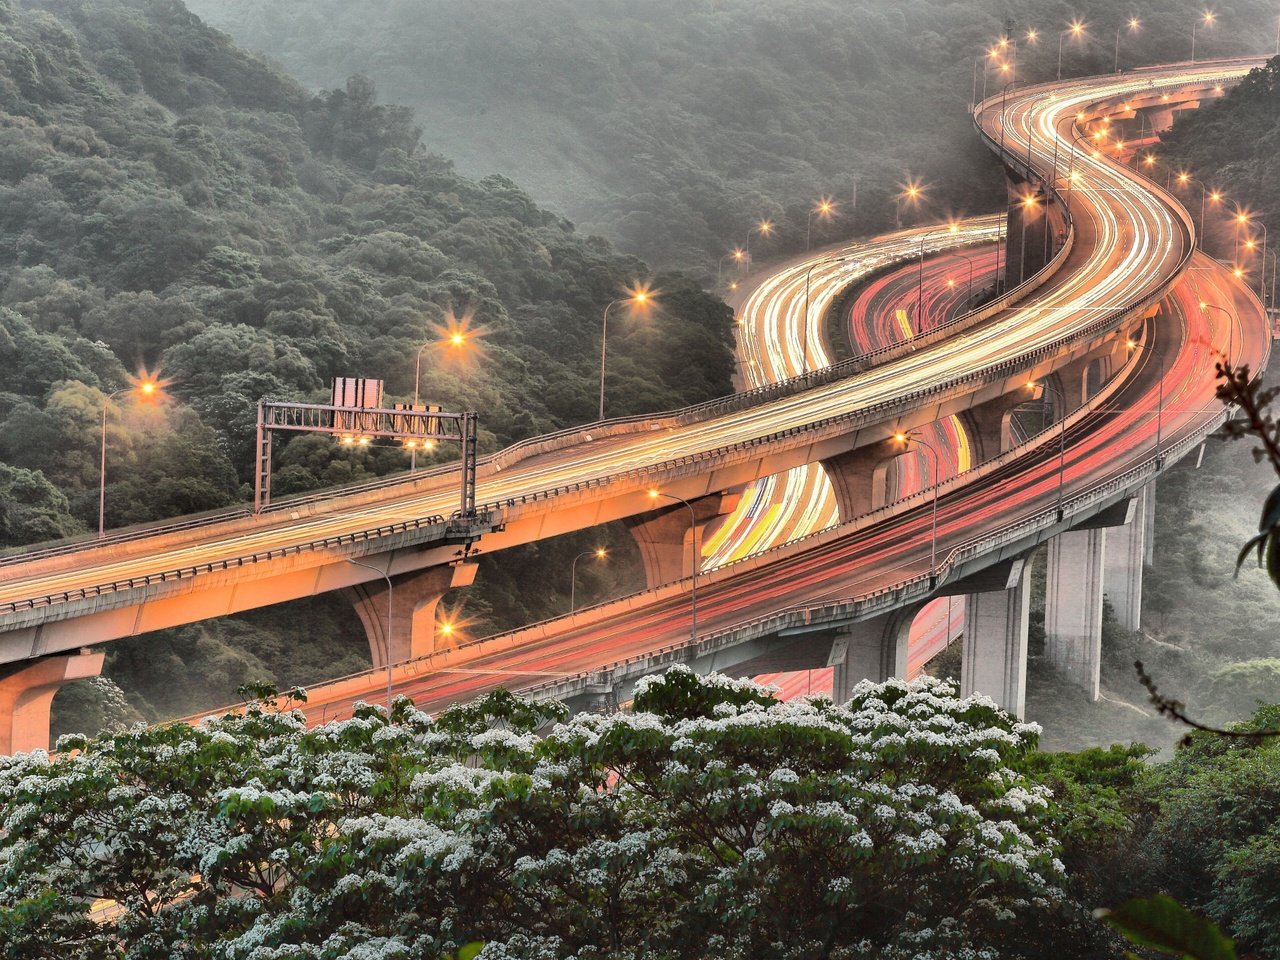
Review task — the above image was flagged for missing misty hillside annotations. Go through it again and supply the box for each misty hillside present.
[187,0,1280,269]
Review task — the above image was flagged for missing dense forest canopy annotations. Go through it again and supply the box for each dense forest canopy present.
[188,0,1280,269]
[0,0,732,725]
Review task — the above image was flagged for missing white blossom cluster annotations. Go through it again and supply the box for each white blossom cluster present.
[0,669,1072,959]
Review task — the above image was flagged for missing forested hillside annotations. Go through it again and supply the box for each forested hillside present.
[188,0,1280,269]
[0,0,733,726]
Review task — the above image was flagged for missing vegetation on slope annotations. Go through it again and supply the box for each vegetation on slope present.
[0,0,733,725]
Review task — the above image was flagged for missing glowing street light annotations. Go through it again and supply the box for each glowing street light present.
[1191,10,1215,62]
[598,284,654,422]
[1115,17,1140,72]
[569,547,608,612]
[99,375,163,539]
[717,247,746,285]
[647,490,699,640]
[896,179,925,229]
[1174,173,1220,249]
[1058,20,1086,81]
[743,219,774,274]
[893,431,941,578]
[1200,300,1238,367]
[806,197,836,250]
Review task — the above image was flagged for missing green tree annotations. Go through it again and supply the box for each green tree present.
[0,672,1077,958]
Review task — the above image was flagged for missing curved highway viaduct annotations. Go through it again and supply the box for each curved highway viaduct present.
[0,59,1271,750]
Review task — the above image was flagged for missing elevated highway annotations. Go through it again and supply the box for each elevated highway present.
[0,58,1272,749]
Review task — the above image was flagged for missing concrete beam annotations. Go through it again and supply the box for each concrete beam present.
[0,650,104,754]
[1045,529,1106,701]
[962,560,1031,717]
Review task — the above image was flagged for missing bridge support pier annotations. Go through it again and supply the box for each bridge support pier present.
[627,491,741,587]
[965,391,1038,463]
[961,560,1032,717]
[831,607,915,703]
[0,649,104,754]
[1103,484,1149,632]
[820,439,902,521]
[347,562,478,667]
[1045,529,1107,700]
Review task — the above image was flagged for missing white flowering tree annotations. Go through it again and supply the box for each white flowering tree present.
[0,670,1072,958]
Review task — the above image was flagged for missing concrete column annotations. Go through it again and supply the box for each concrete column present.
[819,439,901,522]
[1143,479,1157,566]
[1045,529,1106,700]
[347,562,478,667]
[961,561,1031,717]
[831,607,915,702]
[626,491,741,588]
[1003,182,1051,287]
[0,650,104,754]
[1104,485,1147,633]
[964,390,1042,463]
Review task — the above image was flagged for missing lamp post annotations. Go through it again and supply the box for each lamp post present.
[598,287,652,422]
[1191,10,1215,62]
[743,220,774,275]
[1200,300,1238,368]
[1114,17,1140,72]
[1174,173,1220,249]
[895,181,923,230]
[915,223,960,333]
[806,198,835,250]
[647,490,699,641]
[1058,20,1085,81]
[569,547,607,612]
[1026,376,1070,521]
[99,378,159,539]
[717,248,746,286]
[802,253,852,374]
[946,247,979,309]
[894,431,940,577]
[347,557,394,712]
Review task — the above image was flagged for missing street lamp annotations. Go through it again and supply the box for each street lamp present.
[410,326,473,469]
[1016,192,1042,286]
[1200,300,1238,368]
[1191,10,1215,62]
[945,247,980,309]
[347,557,394,712]
[893,431,940,578]
[99,377,161,538]
[717,248,746,286]
[598,285,653,422]
[569,547,607,612]
[802,253,853,374]
[1115,17,1140,72]
[743,219,774,274]
[896,180,925,229]
[1058,20,1086,81]
[1025,376,1069,521]
[915,222,961,333]
[1174,172,1221,249]
[647,489,699,641]
[806,198,835,250]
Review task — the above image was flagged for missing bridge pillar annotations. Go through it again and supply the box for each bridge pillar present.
[1003,181,1063,287]
[1103,485,1148,632]
[0,650,104,754]
[831,606,915,703]
[1045,529,1106,700]
[347,562,479,667]
[627,491,741,588]
[819,439,902,522]
[1143,480,1157,566]
[961,560,1031,717]
[964,391,1038,463]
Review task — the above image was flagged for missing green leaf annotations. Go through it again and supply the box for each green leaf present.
[458,943,485,960]
[1097,895,1237,960]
